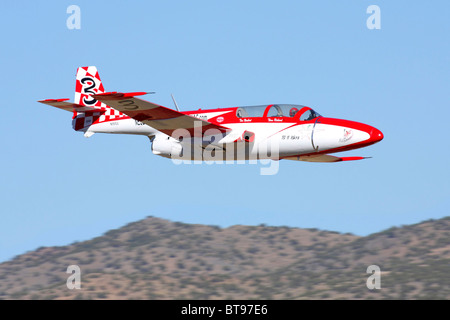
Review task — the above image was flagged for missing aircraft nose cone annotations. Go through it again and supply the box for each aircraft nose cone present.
[370,127,384,143]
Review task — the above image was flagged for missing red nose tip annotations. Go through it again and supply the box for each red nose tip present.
[370,127,384,144]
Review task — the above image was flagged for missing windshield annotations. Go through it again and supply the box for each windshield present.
[299,109,321,121]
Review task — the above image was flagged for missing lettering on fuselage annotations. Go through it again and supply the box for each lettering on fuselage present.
[191,114,208,121]
[282,135,301,140]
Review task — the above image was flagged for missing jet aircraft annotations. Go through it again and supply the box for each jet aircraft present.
[39,66,383,163]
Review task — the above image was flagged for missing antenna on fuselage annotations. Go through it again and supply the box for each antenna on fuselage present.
[171,94,180,111]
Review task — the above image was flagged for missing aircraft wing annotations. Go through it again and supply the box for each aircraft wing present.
[92,92,230,137]
[38,99,107,113]
[284,154,369,162]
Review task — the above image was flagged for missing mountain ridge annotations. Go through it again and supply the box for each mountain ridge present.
[1,216,449,299]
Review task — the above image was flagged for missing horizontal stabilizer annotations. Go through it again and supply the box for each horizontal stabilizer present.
[38,99,107,113]
[284,154,369,163]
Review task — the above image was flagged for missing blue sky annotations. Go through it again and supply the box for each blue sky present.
[0,1,449,263]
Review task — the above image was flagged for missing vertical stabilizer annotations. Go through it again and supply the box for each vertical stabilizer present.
[75,66,107,108]
[72,66,126,132]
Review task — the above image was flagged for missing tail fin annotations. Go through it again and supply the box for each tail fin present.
[75,66,107,108]
[73,66,126,134]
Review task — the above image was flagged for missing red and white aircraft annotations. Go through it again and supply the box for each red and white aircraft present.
[39,66,383,163]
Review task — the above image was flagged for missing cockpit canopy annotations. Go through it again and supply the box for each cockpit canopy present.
[236,104,321,120]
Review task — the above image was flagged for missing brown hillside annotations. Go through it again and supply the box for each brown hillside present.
[0,216,449,299]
